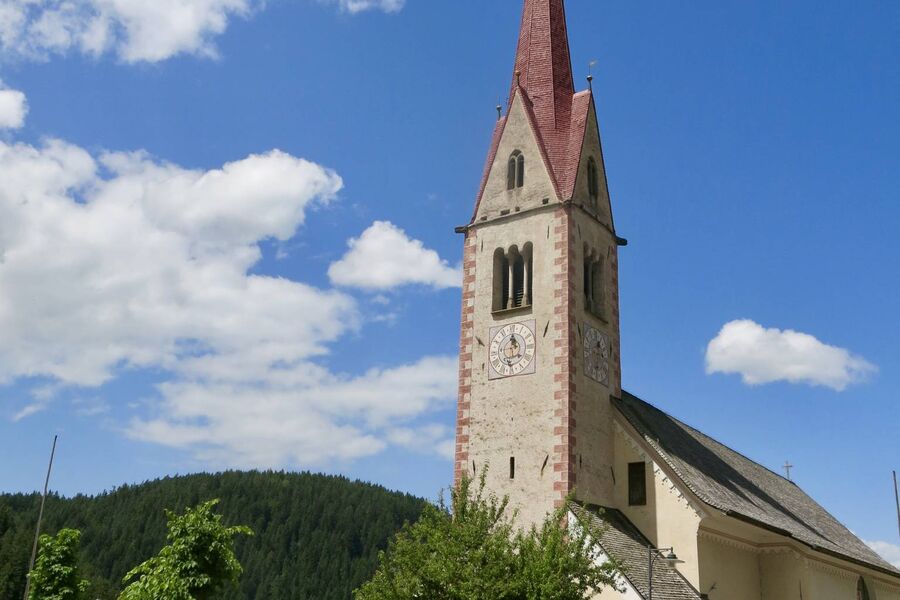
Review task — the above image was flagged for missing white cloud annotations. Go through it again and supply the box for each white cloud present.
[0,82,27,129]
[706,320,876,391]
[0,0,406,63]
[0,133,455,467]
[0,0,254,63]
[387,424,455,460]
[0,140,344,387]
[866,540,900,569]
[128,355,458,467]
[325,0,405,14]
[12,403,47,422]
[328,220,461,290]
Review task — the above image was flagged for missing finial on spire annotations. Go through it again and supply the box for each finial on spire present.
[588,59,598,90]
[587,74,593,91]
[515,70,522,86]
[496,102,503,121]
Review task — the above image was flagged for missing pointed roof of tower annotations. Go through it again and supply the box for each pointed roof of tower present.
[473,0,593,217]
[510,0,578,192]
[510,0,575,133]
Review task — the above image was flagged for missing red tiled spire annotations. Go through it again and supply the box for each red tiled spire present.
[510,0,574,131]
[473,0,592,217]
[510,0,575,187]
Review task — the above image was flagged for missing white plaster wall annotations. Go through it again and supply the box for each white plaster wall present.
[698,535,760,600]
[570,101,613,230]
[568,99,622,509]
[759,552,807,600]
[803,566,859,600]
[612,424,703,588]
[466,210,565,528]
[875,579,900,600]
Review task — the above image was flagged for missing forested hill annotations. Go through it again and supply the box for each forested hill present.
[0,471,428,599]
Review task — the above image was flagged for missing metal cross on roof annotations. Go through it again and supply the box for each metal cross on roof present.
[783,461,794,481]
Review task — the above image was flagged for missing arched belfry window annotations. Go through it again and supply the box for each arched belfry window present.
[587,158,600,207]
[493,248,509,311]
[507,151,525,190]
[493,243,533,311]
[857,578,870,600]
[584,245,604,319]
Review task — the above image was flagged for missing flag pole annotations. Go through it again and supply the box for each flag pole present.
[894,470,899,540]
[23,435,58,600]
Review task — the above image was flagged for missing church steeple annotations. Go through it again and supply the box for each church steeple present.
[457,0,621,526]
[509,0,576,189]
[510,0,575,131]
[473,0,594,214]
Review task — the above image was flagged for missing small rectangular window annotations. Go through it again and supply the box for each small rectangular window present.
[628,462,647,506]
[510,457,516,480]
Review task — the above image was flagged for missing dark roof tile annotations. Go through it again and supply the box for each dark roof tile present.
[572,504,702,600]
[615,392,899,576]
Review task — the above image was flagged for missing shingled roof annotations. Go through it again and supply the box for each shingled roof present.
[571,504,702,600]
[615,392,900,576]
[472,0,594,217]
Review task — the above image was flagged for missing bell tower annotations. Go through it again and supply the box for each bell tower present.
[454,0,624,527]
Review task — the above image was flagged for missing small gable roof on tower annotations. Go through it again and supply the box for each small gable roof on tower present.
[473,0,595,220]
[614,392,900,577]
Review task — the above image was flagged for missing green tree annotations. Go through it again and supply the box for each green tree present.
[1,472,427,599]
[119,499,252,600]
[354,473,621,600]
[27,528,89,600]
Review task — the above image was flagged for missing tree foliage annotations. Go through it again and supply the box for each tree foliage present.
[354,473,621,600]
[0,471,427,599]
[119,500,251,600]
[27,528,89,600]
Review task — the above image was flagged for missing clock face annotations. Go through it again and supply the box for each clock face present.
[488,320,537,380]
[583,324,610,386]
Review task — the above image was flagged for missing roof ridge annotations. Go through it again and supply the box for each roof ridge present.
[614,391,900,577]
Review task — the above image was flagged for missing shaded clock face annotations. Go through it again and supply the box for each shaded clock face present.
[583,324,610,386]
[488,320,537,379]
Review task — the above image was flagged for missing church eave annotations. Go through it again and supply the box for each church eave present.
[613,392,900,579]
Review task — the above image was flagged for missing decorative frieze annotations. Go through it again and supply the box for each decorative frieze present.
[805,557,858,581]
[698,529,759,554]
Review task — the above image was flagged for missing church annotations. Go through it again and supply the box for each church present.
[452,1,900,598]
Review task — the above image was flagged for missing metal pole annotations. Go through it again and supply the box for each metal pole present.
[648,546,653,600]
[22,435,58,600]
[894,470,900,540]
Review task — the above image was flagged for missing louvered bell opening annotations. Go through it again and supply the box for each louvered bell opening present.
[512,255,525,307]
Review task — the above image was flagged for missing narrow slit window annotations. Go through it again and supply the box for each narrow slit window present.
[507,156,517,190]
[509,457,516,479]
[587,158,599,207]
[516,153,525,188]
[628,462,647,506]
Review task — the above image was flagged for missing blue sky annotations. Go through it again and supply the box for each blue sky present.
[0,0,898,565]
